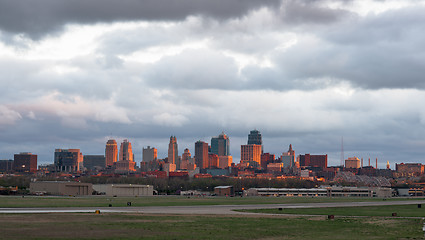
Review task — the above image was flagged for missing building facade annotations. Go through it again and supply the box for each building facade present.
[299,154,328,170]
[116,139,135,173]
[83,155,106,170]
[195,140,209,169]
[345,157,361,169]
[143,146,157,162]
[247,129,262,145]
[241,144,262,168]
[168,136,179,167]
[119,139,134,162]
[211,132,230,156]
[54,149,83,172]
[13,152,37,173]
[105,139,118,167]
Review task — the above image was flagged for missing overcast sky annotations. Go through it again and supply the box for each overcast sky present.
[1,0,425,167]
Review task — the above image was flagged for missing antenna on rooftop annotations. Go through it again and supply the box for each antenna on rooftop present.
[340,136,344,167]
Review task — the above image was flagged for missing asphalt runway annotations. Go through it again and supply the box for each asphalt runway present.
[1,200,424,215]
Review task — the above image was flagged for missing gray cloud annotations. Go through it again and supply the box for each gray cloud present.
[0,0,281,39]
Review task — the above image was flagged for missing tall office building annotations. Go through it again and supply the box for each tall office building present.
[116,139,135,172]
[241,144,262,168]
[143,146,157,162]
[299,154,328,170]
[168,136,178,165]
[119,139,134,162]
[281,144,296,169]
[13,152,37,173]
[54,149,83,172]
[195,140,209,169]
[211,132,230,156]
[248,129,262,145]
[105,139,118,167]
[248,129,263,152]
[83,155,106,170]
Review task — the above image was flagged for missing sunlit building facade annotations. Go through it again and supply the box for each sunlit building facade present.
[241,144,262,168]
[105,139,118,167]
[195,140,209,169]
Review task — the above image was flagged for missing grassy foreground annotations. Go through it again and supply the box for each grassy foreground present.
[0,213,423,240]
[241,204,425,217]
[0,195,418,208]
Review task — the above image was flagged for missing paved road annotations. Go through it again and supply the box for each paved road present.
[1,200,424,215]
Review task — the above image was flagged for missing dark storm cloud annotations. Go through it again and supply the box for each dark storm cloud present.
[0,0,281,38]
[281,0,353,25]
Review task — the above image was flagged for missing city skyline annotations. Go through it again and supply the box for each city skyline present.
[1,1,425,167]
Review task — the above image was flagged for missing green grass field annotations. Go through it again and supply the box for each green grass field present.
[0,195,419,208]
[0,213,423,240]
[241,204,425,217]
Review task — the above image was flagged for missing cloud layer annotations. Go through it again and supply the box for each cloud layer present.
[0,0,425,166]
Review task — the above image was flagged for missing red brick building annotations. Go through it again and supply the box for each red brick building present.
[299,154,327,170]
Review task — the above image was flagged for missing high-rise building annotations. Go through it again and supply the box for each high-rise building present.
[208,153,219,168]
[195,140,209,169]
[248,129,263,152]
[83,155,106,170]
[248,129,262,145]
[182,148,191,162]
[240,144,262,168]
[0,160,13,173]
[218,156,232,169]
[299,154,328,170]
[143,146,157,162]
[261,153,275,170]
[211,132,230,156]
[116,139,135,173]
[180,148,193,170]
[105,139,118,167]
[119,139,134,162]
[281,144,296,169]
[168,136,178,166]
[13,153,37,173]
[54,149,83,172]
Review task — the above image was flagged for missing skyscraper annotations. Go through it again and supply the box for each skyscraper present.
[195,140,209,169]
[105,139,118,167]
[116,139,135,172]
[13,152,37,173]
[247,129,262,145]
[168,136,178,165]
[281,144,295,169]
[54,149,83,172]
[211,132,230,156]
[241,144,262,168]
[143,146,157,162]
[119,139,134,162]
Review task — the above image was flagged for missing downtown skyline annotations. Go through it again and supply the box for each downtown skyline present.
[1,0,425,166]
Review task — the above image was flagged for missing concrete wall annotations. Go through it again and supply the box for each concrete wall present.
[30,181,92,196]
[93,184,153,196]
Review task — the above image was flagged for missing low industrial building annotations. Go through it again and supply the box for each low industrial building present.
[214,186,234,196]
[245,188,328,197]
[244,187,392,198]
[30,181,93,196]
[93,184,154,196]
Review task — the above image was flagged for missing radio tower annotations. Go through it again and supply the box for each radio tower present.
[340,136,344,167]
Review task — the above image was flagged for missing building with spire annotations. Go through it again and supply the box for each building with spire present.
[281,144,296,169]
[105,139,118,167]
[168,136,179,169]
